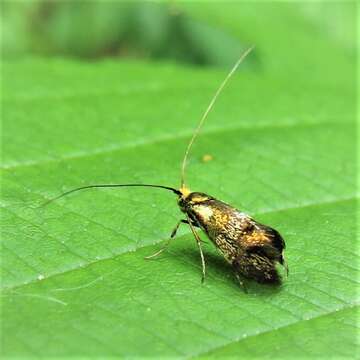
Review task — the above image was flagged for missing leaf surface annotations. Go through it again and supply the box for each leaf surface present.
[1,2,357,358]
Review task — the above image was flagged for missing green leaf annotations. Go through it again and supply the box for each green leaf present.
[1,2,357,358]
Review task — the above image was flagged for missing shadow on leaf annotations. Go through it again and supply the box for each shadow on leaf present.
[175,247,283,296]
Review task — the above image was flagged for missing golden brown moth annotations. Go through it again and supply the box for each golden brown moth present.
[44,47,288,289]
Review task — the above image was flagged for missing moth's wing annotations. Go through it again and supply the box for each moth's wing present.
[238,219,285,259]
[235,250,281,284]
[255,223,286,268]
[258,223,286,251]
[234,220,286,283]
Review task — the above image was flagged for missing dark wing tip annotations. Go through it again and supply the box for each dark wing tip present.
[256,268,282,285]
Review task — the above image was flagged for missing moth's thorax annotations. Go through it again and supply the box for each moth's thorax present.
[179,192,246,229]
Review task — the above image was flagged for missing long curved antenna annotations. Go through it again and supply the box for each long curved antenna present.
[180,46,254,188]
[41,183,181,207]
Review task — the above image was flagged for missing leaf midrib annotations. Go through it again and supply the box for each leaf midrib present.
[2,118,348,171]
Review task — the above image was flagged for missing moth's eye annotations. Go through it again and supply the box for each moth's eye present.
[178,198,186,208]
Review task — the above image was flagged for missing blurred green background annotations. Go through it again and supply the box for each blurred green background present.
[1,0,355,66]
[2,0,249,66]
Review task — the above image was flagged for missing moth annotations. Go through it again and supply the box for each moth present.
[44,47,288,288]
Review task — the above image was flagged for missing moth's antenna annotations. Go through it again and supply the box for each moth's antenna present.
[180,46,254,188]
[41,183,181,207]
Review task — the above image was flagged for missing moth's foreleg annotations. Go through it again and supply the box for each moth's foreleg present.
[186,215,206,283]
[169,219,184,238]
[144,219,187,260]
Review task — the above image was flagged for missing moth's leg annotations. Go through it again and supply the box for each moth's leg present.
[232,261,248,293]
[185,219,208,244]
[282,256,289,278]
[185,219,208,243]
[277,251,289,278]
[234,272,248,293]
[186,214,206,283]
[144,219,188,260]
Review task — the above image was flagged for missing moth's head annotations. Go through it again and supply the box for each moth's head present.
[177,188,212,213]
